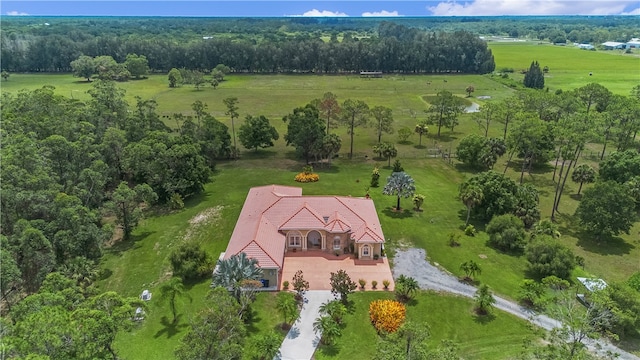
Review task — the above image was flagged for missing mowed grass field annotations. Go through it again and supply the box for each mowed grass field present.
[3,42,639,357]
[488,41,640,94]
[314,291,541,360]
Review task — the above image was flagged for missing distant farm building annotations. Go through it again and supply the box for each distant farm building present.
[578,44,595,50]
[360,71,383,78]
[627,38,640,48]
[601,41,626,50]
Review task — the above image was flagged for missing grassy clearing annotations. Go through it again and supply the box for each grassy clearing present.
[314,291,541,360]
[5,41,639,357]
[488,42,640,95]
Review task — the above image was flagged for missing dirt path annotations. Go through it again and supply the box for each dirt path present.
[392,248,639,360]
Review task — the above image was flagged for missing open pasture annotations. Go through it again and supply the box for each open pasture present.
[488,42,640,94]
[3,40,640,357]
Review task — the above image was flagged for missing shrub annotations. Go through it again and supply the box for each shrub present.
[371,280,378,289]
[392,160,404,172]
[358,279,366,289]
[486,214,526,252]
[542,275,570,290]
[292,270,309,300]
[170,243,213,280]
[369,299,406,333]
[169,193,185,210]
[413,194,425,211]
[282,280,290,290]
[628,272,640,292]
[525,235,576,280]
[518,279,546,308]
[294,172,319,183]
[464,225,476,237]
[370,167,380,187]
[382,279,390,290]
[448,232,461,247]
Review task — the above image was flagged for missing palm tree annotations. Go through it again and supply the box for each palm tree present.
[460,184,484,226]
[395,275,419,303]
[318,300,347,325]
[313,315,341,345]
[571,164,596,195]
[159,277,190,323]
[382,172,416,211]
[532,219,561,239]
[414,121,429,146]
[381,143,398,167]
[459,260,482,281]
[212,252,263,302]
[252,331,281,360]
[474,284,496,315]
[276,291,298,327]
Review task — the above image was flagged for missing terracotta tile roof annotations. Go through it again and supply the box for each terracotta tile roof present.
[279,202,327,230]
[223,185,385,269]
[325,211,352,233]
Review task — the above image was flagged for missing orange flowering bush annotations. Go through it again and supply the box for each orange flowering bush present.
[369,299,406,333]
[295,165,319,182]
[294,172,319,182]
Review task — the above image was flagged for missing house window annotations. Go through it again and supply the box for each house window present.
[288,231,301,247]
[333,236,341,250]
[362,245,370,256]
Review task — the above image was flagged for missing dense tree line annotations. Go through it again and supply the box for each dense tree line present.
[2,20,495,74]
[0,82,231,307]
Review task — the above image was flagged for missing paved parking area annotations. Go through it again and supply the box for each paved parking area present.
[281,251,395,291]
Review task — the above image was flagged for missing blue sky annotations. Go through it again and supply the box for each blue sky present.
[3,1,640,17]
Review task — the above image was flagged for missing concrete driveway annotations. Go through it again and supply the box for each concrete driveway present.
[281,251,395,291]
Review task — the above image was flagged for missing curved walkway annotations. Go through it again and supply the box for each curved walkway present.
[392,248,639,360]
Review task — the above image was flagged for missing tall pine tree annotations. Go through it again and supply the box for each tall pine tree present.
[523,61,545,89]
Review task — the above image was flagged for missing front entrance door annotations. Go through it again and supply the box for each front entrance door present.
[307,230,322,249]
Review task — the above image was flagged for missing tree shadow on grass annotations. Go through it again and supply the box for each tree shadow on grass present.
[245,310,263,335]
[617,331,640,355]
[556,213,635,255]
[427,133,458,143]
[314,164,341,174]
[575,233,634,256]
[456,209,488,233]
[317,343,340,357]
[106,231,155,256]
[382,207,414,219]
[242,149,279,160]
[154,315,189,339]
[98,268,113,281]
[453,163,483,175]
[473,312,496,325]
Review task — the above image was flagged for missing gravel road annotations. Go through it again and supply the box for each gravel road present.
[392,247,639,360]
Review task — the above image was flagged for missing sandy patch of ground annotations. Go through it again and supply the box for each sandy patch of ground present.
[184,205,224,240]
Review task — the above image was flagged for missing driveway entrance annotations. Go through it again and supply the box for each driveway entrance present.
[281,251,394,291]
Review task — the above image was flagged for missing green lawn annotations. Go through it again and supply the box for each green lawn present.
[4,41,639,357]
[314,291,541,360]
[488,42,640,95]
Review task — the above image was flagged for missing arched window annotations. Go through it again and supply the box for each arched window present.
[288,231,302,247]
[362,245,370,256]
[333,236,341,250]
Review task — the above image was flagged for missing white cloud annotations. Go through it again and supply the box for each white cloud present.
[621,7,640,15]
[428,0,638,15]
[292,9,349,17]
[6,11,29,16]
[362,10,400,17]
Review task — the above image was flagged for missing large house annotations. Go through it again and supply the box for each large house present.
[221,185,386,288]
